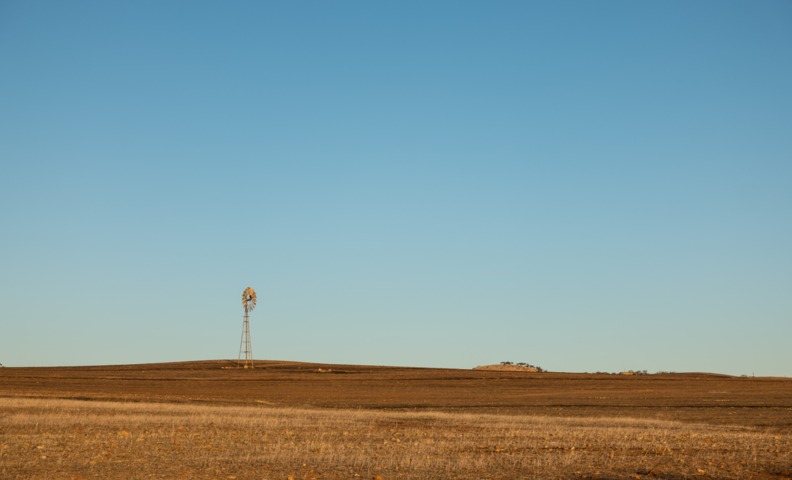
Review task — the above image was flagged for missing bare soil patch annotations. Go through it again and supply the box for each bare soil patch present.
[2,360,790,429]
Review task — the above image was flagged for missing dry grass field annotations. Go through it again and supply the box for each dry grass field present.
[1,360,790,479]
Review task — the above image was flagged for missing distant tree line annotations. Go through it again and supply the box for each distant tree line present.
[593,370,652,375]
[500,361,544,372]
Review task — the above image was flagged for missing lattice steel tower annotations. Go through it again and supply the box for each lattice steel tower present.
[239,287,257,368]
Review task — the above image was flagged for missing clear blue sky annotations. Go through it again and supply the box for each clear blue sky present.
[1,1,790,375]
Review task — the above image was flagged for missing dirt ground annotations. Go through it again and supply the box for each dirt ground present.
[2,360,790,431]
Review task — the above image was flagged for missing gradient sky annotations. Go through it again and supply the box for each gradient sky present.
[1,1,790,376]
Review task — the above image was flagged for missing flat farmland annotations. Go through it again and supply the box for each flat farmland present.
[1,361,790,479]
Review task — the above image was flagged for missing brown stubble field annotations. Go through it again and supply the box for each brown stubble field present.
[1,360,790,479]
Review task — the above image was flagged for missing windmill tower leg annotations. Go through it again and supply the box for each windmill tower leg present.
[238,312,254,368]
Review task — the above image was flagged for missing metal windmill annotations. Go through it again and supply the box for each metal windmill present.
[238,287,257,368]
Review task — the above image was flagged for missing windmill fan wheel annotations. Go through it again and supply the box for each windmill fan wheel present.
[242,287,257,313]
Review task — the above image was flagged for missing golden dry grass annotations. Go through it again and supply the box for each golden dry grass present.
[1,397,789,480]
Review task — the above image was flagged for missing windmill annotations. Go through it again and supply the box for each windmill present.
[239,287,257,368]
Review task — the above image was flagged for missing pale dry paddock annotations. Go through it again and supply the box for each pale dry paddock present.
[0,398,789,480]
